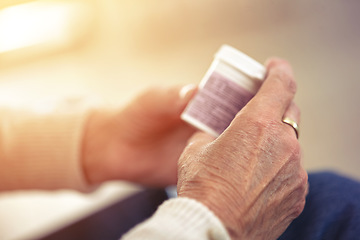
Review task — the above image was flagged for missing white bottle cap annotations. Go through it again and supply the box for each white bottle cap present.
[215,45,266,80]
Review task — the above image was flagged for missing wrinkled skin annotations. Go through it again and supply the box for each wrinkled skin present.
[177,59,308,240]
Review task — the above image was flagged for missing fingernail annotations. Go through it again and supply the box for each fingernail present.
[179,84,197,102]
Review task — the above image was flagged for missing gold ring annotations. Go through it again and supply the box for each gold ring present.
[282,117,299,139]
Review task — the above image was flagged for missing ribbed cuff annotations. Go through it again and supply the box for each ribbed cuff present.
[122,197,230,240]
[0,109,92,192]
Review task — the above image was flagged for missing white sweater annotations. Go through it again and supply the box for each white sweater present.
[122,197,230,240]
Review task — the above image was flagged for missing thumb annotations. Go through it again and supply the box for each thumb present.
[135,84,197,119]
[174,84,197,116]
[179,84,198,106]
[161,84,197,116]
[185,131,215,151]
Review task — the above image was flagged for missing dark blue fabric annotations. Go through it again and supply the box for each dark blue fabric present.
[279,171,360,240]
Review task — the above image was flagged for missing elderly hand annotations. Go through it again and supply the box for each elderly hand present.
[81,85,196,187]
[177,59,308,239]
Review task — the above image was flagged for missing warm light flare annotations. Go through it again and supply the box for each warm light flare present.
[0,1,92,54]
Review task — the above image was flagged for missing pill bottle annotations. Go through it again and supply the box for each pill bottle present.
[181,44,266,137]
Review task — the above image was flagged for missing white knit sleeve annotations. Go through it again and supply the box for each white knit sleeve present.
[121,197,230,240]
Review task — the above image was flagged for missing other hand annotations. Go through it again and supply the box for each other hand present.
[82,85,196,187]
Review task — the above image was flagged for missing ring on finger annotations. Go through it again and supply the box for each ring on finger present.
[282,117,299,139]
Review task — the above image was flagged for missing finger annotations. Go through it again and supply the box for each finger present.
[179,84,198,105]
[186,131,215,148]
[252,58,297,119]
[162,84,197,116]
[283,101,301,125]
[282,101,301,139]
[134,84,197,118]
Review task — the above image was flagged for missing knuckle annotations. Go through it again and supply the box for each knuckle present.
[286,173,307,220]
[294,169,309,197]
[287,76,297,95]
[299,169,309,187]
[293,170,308,200]
[272,69,297,94]
[292,198,306,218]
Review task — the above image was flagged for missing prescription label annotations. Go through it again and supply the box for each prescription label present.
[182,71,254,136]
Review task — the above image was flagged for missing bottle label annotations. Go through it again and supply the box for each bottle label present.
[183,71,254,135]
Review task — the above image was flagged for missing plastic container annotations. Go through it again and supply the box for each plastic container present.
[181,45,266,137]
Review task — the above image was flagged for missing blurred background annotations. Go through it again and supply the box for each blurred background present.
[0,0,359,239]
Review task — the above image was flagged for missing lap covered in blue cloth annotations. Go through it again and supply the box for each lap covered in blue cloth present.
[279,171,360,240]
